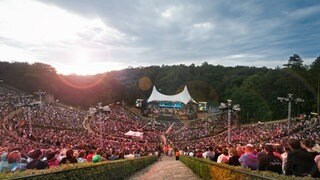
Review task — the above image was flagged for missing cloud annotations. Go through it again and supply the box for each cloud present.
[161,8,173,18]
[0,0,138,74]
[286,5,320,20]
[0,0,319,74]
[0,44,37,62]
[228,54,265,59]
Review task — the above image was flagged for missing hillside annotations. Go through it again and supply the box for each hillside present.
[0,54,319,124]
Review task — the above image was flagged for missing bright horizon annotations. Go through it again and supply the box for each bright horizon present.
[0,0,319,75]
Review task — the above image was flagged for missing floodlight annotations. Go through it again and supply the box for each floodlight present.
[233,104,240,111]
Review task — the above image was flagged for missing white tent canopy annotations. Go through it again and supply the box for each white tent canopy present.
[147,86,197,104]
[125,130,143,137]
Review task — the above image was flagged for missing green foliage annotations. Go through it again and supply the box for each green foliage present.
[180,155,314,180]
[0,156,157,180]
[231,88,272,123]
[284,54,304,69]
[180,155,211,180]
[0,53,319,121]
[181,80,219,104]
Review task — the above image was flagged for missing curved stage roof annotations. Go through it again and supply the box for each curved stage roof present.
[147,86,197,104]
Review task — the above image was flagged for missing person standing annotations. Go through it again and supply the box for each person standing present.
[175,148,180,160]
[157,145,162,161]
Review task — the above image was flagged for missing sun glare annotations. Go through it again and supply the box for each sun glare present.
[54,62,126,75]
[57,52,96,75]
[0,0,128,75]
[53,48,126,75]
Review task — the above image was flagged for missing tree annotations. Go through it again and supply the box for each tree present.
[307,56,320,113]
[309,56,320,74]
[283,54,303,69]
[0,59,316,121]
[232,88,272,124]
[179,80,219,105]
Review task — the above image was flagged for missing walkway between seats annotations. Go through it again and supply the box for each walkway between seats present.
[128,156,201,180]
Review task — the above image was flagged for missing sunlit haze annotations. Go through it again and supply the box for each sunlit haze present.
[0,0,319,75]
[0,0,127,75]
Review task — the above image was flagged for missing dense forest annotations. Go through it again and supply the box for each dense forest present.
[0,54,319,124]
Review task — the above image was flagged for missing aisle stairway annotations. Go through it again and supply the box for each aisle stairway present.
[128,155,200,180]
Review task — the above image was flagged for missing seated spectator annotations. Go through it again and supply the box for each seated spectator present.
[217,148,229,163]
[93,148,105,163]
[312,155,320,178]
[273,145,283,160]
[77,150,87,163]
[313,144,320,153]
[284,138,316,177]
[228,147,240,166]
[239,144,259,170]
[108,151,119,161]
[0,152,9,172]
[26,149,48,170]
[7,151,26,172]
[92,154,102,163]
[258,144,282,174]
[188,151,194,157]
[301,139,319,158]
[316,155,320,168]
[315,155,320,173]
[124,151,134,159]
[56,149,66,162]
[257,143,267,160]
[134,149,141,158]
[205,147,215,161]
[86,150,95,162]
[60,149,78,164]
[236,145,244,158]
[45,149,59,168]
[213,146,222,162]
[196,149,203,158]
[281,145,291,174]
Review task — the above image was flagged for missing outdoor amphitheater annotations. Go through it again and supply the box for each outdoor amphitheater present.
[1,1,320,179]
[0,81,319,179]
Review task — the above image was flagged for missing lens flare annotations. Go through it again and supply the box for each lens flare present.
[138,76,152,91]
[58,74,105,89]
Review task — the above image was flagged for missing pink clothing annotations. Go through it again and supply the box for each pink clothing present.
[47,158,59,168]
[217,154,230,163]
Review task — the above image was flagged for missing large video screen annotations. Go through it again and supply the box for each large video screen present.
[159,101,182,109]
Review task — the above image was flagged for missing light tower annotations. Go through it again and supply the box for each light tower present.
[277,94,304,134]
[219,99,240,144]
[15,95,40,135]
[34,90,46,109]
[90,102,111,146]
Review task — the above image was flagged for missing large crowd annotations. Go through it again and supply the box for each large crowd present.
[171,117,320,177]
[166,113,227,141]
[0,84,162,173]
[0,83,320,178]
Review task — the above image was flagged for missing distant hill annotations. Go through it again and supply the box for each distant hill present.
[0,54,319,124]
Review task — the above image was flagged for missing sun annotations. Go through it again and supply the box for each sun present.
[70,50,91,75]
[52,47,127,75]
[54,48,101,75]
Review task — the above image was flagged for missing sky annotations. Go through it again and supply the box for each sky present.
[0,0,319,75]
